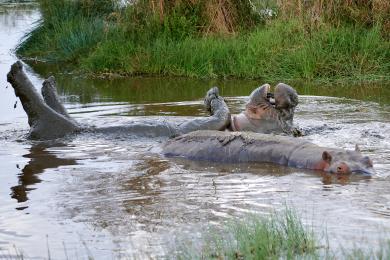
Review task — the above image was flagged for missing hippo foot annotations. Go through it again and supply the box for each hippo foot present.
[7,61,80,140]
[204,86,219,113]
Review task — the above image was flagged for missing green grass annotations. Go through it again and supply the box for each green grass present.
[2,209,389,259]
[18,17,106,62]
[81,21,389,81]
[176,209,319,259]
[16,1,390,82]
[175,209,390,260]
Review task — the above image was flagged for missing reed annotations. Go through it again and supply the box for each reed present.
[276,0,390,35]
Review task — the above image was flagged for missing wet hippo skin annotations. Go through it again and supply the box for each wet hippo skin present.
[7,61,80,139]
[6,62,231,139]
[6,61,375,175]
[163,131,375,175]
[6,61,296,139]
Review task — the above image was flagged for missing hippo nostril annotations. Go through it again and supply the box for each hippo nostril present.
[337,166,342,172]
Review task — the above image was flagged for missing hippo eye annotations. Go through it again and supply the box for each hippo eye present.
[337,166,342,171]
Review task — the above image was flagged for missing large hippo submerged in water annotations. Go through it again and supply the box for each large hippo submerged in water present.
[6,61,375,175]
[163,131,375,175]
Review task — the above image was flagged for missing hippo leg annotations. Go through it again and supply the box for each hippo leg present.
[274,83,303,136]
[274,83,298,123]
[41,76,72,119]
[7,61,79,139]
[177,86,231,134]
[96,86,231,137]
[7,62,229,139]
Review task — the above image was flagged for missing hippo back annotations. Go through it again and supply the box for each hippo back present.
[163,130,375,175]
[163,130,313,165]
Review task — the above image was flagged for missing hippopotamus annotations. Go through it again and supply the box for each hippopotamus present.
[163,131,375,175]
[229,82,301,136]
[6,61,375,175]
[6,61,298,139]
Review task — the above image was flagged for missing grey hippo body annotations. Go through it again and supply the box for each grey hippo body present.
[6,61,297,139]
[6,61,375,175]
[7,61,230,139]
[164,131,375,175]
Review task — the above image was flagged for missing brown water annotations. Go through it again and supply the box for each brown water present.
[0,4,389,259]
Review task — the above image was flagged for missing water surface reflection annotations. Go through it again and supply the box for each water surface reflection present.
[11,143,78,204]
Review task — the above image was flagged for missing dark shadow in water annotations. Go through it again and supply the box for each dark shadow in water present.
[10,144,77,205]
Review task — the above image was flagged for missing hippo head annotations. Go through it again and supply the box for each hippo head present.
[246,83,271,107]
[274,83,298,110]
[322,147,375,175]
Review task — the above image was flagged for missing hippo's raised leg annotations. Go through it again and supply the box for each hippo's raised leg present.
[7,61,80,139]
[41,76,71,119]
[177,87,231,134]
[274,83,298,126]
[95,86,231,137]
[7,61,231,139]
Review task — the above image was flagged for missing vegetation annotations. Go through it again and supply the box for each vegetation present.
[17,0,390,81]
[177,209,318,259]
[176,209,390,260]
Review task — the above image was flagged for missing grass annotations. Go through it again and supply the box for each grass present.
[175,209,390,260]
[1,209,389,259]
[16,0,390,82]
[81,21,389,81]
[176,209,319,259]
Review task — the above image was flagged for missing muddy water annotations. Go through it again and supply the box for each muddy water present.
[0,4,389,259]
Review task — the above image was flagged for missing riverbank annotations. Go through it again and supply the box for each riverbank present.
[16,0,390,82]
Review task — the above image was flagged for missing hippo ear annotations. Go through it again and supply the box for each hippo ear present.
[322,151,332,163]
[355,144,361,153]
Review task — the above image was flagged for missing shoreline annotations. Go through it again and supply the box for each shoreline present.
[15,1,389,84]
[19,58,390,84]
